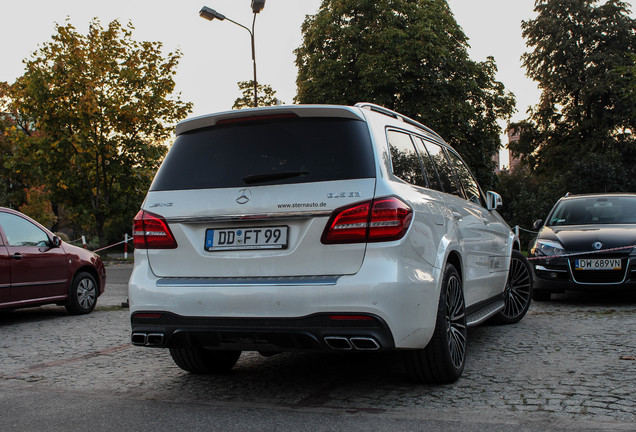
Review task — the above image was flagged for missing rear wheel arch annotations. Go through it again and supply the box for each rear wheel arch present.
[403,261,467,383]
[445,250,463,282]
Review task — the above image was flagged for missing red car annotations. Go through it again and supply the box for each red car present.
[0,207,106,314]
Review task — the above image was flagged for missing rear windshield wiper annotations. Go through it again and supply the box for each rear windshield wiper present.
[242,171,309,185]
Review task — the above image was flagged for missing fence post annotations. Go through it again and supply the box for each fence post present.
[124,233,129,259]
[82,235,87,249]
[515,225,520,237]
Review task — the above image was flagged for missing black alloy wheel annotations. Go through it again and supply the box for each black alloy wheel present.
[491,250,533,324]
[403,263,467,384]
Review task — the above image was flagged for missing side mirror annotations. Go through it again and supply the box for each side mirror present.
[52,236,62,247]
[486,191,503,211]
[532,219,543,230]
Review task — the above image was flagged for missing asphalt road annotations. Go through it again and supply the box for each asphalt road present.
[1,263,635,431]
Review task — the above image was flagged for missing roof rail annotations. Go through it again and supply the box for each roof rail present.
[354,102,442,140]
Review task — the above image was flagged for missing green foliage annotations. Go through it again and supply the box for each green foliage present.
[496,169,564,250]
[18,186,58,228]
[294,0,515,189]
[5,19,192,245]
[516,0,636,190]
[0,82,28,208]
[501,0,636,238]
[233,80,280,109]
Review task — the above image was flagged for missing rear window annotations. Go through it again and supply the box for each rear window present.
[150,117,375,191]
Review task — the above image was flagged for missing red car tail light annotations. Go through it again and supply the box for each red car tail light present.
[368,197,413,242]
[133,210,178,249]
[321,197,412,244]
[321,201,371,244]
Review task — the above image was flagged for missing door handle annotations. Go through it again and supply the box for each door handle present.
[11,253,23,260]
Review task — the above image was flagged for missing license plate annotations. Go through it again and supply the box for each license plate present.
[574,258,622,270]
[205,226,288,251]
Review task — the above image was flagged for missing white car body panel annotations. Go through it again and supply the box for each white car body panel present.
[142,179,375,278]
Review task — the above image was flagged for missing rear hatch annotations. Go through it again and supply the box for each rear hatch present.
[139,106,377,278]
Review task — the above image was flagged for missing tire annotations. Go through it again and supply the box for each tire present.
[170,346,241,374]
[490,250,533,325]
[65,272,98,315]
[403,263,467,384]
[532,290,552,301]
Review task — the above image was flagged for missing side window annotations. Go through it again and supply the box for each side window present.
[386,130,427,187]
[0,213,50,247]
[413,137,443,192]
[445,149,484,206]
[421,140,463,197]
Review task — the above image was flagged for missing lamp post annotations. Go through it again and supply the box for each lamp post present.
[199,2,265,108]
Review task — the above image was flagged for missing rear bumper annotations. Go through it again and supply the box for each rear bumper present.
[130,312,394,352]
[129,246,443,350]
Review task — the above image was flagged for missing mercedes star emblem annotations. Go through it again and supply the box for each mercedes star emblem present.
[236,189,251,205]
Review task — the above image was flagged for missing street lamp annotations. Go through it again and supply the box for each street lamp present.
[199,3,266,108]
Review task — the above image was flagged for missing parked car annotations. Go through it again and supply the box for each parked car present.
[129,103,532,383]
[529,193,636,300]
[0,207,106,314]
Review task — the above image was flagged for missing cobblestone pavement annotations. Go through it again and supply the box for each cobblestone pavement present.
[1,266,634,430]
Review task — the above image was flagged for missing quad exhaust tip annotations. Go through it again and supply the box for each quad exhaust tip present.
[132,332,380,350]
[324,336,380,351]
[132,332,165,347]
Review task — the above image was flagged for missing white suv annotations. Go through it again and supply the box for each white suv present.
[129,103,532,383]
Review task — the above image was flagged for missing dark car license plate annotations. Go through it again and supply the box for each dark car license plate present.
[574,258,622,270]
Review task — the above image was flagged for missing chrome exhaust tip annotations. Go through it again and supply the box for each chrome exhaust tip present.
[146,333,164,346]
[131,332,165,346]
[131,333,147,346]
[324,336,353,350]
[349,337,380,351]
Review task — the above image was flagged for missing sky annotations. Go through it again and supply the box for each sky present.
[1,0,634,167]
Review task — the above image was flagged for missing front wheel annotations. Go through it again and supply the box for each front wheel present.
[65,272,98,315]
[490,250,533,325]
[403,263,467,384]
[170,346,241,374]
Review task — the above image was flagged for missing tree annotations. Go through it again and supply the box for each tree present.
[19,186,58,228]
[512,0,636,193]
[294,0,515,188]
[495,167,564,248]
[232,80,281,109]
[0,81,33,209]
[7,19,192,245]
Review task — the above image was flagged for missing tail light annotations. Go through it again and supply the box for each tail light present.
[321,197,412,244]
[133,210,178,249]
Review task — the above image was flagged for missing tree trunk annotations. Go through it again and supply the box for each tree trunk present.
[94,212,106,248]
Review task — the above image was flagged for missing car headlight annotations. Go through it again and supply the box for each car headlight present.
[531,239,565,256]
